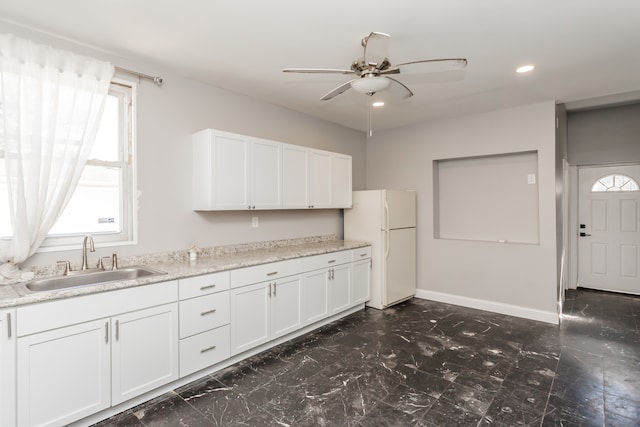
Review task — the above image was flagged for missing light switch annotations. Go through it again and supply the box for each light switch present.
[527,173,536,185]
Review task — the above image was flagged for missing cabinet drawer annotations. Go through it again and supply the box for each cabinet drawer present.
[179,271,230,299]
[230,258,304,288]
[303,250,353,271]
[179,292,230,338]
[352,246,372,261]
[179,325,230,377]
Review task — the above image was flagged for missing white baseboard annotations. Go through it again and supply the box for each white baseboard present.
[414,289,559,325]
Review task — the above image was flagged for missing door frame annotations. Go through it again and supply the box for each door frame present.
[568,162,640,290]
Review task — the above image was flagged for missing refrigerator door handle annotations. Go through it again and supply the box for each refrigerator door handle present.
[383,198,391,259]
[383,198,390,233]
[383,229,390,260]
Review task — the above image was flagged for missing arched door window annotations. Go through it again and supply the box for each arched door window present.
[591,174,639,192]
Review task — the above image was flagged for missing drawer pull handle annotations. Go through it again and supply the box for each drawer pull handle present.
[267,271,278,276]
[200,284,217,291]
[201,309,217,316]
[360,253,368,257]
[200,345,217,353]
[328,259,336,264]
[7,312,12,338]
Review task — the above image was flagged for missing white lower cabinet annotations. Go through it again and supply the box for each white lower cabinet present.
[111,303,179,405]
[17,318,111,427]
[1,309,17,427]
[14,281,179,427]
[302,251,353,323]
[329,263,352,314]
[301,269,330,325]
[230,281,270,355]
[230,274,303,356]
[270,275,303,339]
[352,252,372,306]
[178,272,231,377]
[179,325,230,377]
[16,303,178,427]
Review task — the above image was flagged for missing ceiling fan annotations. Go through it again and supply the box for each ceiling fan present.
[282,32,468,101]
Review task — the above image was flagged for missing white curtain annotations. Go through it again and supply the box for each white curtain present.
[0,33,114,268]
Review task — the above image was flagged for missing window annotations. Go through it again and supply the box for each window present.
[591,174,639,192]
[0,81,136,249]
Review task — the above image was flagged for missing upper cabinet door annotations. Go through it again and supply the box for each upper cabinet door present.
[331,153,352,208]
[282,143,309,209]
[308,149,332,208]
[251,138,282,209]
[193,129,251,210]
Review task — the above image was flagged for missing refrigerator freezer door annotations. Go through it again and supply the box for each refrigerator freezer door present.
[383,227,416,306]
[385,190,416,230]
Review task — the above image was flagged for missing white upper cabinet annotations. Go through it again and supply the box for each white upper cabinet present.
[308,149,333,209]
[250,138,282,209]
[331,152,353,208]
[193,129,251,210]
[282,143,309,209]
[193,129,352,210]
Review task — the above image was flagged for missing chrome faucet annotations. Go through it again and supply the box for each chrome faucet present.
[81,235,95,271]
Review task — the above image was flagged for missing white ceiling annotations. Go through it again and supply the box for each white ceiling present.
[1,1,639,133]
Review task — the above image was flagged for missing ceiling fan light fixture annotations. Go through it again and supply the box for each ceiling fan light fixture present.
[516,64,535,73]
[372,101,385,107]
[351,76,390,94]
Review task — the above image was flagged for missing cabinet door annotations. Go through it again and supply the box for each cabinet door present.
[331,153,352,208]
[17,319,111,427]
[282,143,309,208]
[251,138,282,209]
[1,309,16,427]
[352,259,371,306]
[308,149,332,208]
[193,129,251,210]
[302,269,330,325]
[111,303,179,405]
[230,282,270,356]
[270,275,302,339]
[329,264,352,315]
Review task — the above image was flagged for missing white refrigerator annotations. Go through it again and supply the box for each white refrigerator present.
[344,190,416,309]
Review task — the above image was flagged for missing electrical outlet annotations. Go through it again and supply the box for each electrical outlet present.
[252,217,259,228]
[527,173,536,185]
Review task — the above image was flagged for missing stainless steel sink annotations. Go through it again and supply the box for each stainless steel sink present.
[13,266,166,295]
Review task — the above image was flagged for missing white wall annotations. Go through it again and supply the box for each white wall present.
[366,102,558,323]
[0,23,366,267]
[568,103,640,166]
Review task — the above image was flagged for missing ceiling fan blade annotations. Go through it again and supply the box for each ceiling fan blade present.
[320,80,357,101]
[363,32,390,67]
[384,76,413,99]
[283,68,355,75]
[382,58,468,75]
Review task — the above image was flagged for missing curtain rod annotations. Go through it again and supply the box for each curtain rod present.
[115,66,163,86]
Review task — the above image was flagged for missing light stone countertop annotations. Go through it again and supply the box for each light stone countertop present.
[0,236,370,309]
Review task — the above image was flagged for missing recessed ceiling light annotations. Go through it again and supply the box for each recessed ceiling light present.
[372,101,385,107]
[516,65,535,73]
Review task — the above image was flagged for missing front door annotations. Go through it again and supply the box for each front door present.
[578,165,640,294]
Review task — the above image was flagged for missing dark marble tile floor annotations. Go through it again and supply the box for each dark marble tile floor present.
[94,289,640,426]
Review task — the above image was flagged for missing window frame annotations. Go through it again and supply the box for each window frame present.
[590,174,639,193]
[35,78,138,252]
